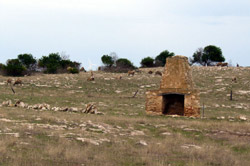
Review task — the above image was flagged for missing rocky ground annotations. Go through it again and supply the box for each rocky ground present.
[0,66,250,166]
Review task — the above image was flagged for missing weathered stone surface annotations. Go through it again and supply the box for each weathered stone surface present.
[146,55,200,117]
[160,56,194,89]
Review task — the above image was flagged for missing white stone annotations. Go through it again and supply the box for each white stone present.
[137,140,148,146]
[239,116,247,121]
[162,132,172,136]
[131,130,145,136]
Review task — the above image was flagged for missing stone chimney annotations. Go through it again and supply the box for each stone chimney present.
[146,56,200,117]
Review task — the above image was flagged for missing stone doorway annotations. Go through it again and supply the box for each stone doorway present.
[162,94,184,115]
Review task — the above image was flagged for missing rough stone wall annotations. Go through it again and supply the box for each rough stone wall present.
[184,91,200,117]
[160,56,194,89]
[145,91,162,114]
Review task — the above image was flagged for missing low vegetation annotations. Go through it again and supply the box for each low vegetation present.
[0,53,81,76]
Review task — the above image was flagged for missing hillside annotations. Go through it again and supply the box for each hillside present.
[0,66,250,166]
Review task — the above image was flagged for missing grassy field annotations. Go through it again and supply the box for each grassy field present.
[0,66,250,166]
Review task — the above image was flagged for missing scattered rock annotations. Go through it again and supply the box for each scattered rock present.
[1,100,104,115]
[131,130,145,136]
[2,133,20,138]
[239,116,247,121]
[237,90,250,95]
[181,144,201,149]
[217,116,225,120]
[76,137,100,146]
[137,140,148,146]
[162,132,172,136]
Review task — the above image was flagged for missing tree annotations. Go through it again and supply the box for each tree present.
[38,53,81,73]
[3,59,26,76]
[18,54,36,71]
[203,45,225,66]
[38,53,62,73]
[155,50,175,66]
[140,57,154,67]
[191,45,225,66]
[101,55,114,67]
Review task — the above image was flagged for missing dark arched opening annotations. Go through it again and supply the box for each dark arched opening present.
[162,94,184,115]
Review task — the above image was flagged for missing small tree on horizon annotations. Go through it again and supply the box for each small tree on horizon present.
[155,50,175,67]
[101,55,114,67]
[116,58,135,69]
[190,45,225,66]
[140,57,154,67]
[38,53,62,73]
[3,59,26,76]
[203,45,225,65]
[18,53,37,71]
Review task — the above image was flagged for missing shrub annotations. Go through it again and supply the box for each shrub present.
[102,58,135,73]
[0,63,5,75]
[116,58,134,69]
[18,54,37,71]
[3,59,26,76]
[140,57,154,67]
[0,63,4,70]
[101,55,114,67]
[38,53,62,74]
[38,53,81,74]
[67,67,79,74]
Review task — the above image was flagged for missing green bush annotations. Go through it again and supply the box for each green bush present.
[60,60,80,69]
[0,63,5,74]
[116,58,134,69]
[38,53,81,74]
[140,57,154,67]
[101,55,114,67]
[18,54,36,71]
[3,59,26,76]
[67,67,79,74]
[38,53,62,73]
[0,63,4,70]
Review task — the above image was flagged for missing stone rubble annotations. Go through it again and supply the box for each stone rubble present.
[181,144,202,149]
[1,100,104,115]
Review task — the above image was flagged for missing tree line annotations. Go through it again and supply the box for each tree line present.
[0,45,226,76]
[101,45,226,70]
[0,53,81,76]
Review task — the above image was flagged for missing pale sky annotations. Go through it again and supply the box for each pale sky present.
[1,0,250,69]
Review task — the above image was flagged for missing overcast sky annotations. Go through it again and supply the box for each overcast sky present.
[1,0,250,69]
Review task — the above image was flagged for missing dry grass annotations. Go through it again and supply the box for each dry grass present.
[0,66,250,165]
